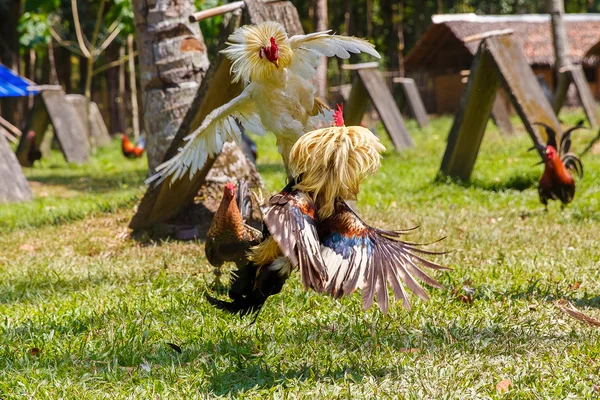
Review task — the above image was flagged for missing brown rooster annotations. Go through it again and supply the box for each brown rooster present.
[534,122,584,208]
[121,134,145,158]
[205,180,262,286]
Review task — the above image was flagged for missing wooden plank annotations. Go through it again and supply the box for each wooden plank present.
[395,77,429,128]
[41,89,90,164]
[569,65,599,128]
[357,68,414,149]
[16,96,50,167]
[341,62,379,71]
[490,92,514,135]
[485,35,556,156]
[66,95,112,148]
[439,46,501,180]
[344,76,369,126]
[0,134,33,203]
[130,0,306,230]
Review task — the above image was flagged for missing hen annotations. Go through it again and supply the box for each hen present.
[208,106,450,317]
[205,180,262,286]
[534,122,584,208]
[121,134,145,159]
[147,21,380,185]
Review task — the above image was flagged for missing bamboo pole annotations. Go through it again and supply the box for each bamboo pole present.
[128,34,140,139]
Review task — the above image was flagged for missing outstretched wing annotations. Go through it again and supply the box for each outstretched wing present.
[288,31,380,80]
[261,189,328,292]
[319,200,450,314]
[146,84,266,186]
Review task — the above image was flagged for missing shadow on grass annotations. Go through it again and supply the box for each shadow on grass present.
[434,171,538,192]
[26,171,146,194]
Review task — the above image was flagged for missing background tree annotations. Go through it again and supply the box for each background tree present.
[131,0,210,174]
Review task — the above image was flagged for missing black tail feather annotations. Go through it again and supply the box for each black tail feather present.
[206,260,290,319]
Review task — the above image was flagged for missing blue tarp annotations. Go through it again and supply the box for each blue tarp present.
[0,64,38,98]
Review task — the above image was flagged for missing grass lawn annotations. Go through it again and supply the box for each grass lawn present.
[0,112,599,398]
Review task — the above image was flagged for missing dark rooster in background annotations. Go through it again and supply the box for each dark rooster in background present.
[208,105,450,318]
[26,130,42,165]
[205,180,262,287]
[533,122,584,209]
[121,134,145,158]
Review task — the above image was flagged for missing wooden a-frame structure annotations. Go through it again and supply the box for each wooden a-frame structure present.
[16,87,90,167]
[439,33,562,181]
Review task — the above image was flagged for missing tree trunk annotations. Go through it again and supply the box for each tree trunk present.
[106,43,126,135]
[314,0,328,99]
[548,0,572,113]
[0,0,23,127]
[131,0,210,174]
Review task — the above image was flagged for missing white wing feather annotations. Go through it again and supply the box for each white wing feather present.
[146,84,265,186]
[289,31,381,79]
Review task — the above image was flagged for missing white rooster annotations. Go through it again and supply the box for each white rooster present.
[147,21,380,185]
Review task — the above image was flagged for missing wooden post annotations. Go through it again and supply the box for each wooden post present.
[568,65,599,129]
[490,92,513,136]
[0,135,33,203]
[16,88,90,166]
[343,63,414,150]
[439,47,501,180]
[394,77,429,128]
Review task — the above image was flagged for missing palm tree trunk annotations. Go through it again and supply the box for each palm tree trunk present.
[131,0,210,174]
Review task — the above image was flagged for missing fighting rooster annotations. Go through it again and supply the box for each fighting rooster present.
[208,106,450,317]
[205,180,262,286]
[533,122,584,208]
[147,21,380,185]
[121,134,145,159]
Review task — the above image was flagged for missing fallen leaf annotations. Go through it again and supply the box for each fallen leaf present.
[166,342,182,354]
[458,294,473,304]
[28,347,41,356]
[556,300,600,327]
[567,281,582,291]
[19,244,36,252]
[496,379,513,394]
[528,304,538,311]
[399,348,419,353]
[139,362,151,372]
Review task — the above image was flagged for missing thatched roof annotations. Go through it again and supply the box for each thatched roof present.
[405,14,600,72]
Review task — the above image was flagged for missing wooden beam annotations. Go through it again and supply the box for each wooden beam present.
[341,62,379,71]
[0,116,22,137]
[188,1,245,22]
[394,77,429,128]
[357,68,414,149]
[462,29,513,44]
[568,65,599,129]
[485,35,556,155]
[439,46,501,180]
[490,92,514,136]
[0,135,32,203]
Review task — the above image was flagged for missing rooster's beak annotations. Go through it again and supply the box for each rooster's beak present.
[272,59,279,68]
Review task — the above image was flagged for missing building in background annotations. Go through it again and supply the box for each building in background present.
[405,14,600,114]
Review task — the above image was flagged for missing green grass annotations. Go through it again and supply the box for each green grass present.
[1,113,600,398]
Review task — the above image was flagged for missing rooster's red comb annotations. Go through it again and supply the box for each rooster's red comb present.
[333,104,345,127]
[225,182,236,191]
